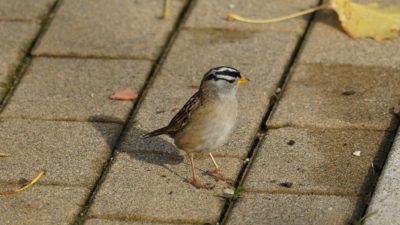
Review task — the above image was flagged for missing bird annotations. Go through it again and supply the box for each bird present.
[143,66,248,189]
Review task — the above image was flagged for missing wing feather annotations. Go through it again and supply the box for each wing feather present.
[165,91,202,136]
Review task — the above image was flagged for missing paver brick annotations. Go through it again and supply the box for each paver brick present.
[226,193,359,225]
[1,57,151,123]
[33,0,187,60]
[0,184,88,225]
[268,64,400,130]
[299,10,400,68]
[243,127,388,195]
[365,129,400,225]
[185,0,319,34]
[118,30,299,158]
[0,21,40,100]
[89,152,242,224]
[0,0,55,21]
[0,119,121,186]
[85,218,192,225]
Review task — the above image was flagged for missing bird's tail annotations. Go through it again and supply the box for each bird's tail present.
[142,127,169,139]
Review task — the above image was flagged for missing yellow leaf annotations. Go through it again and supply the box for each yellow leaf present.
[330,0,400,40]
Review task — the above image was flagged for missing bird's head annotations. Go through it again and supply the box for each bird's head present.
[200,66,249,97]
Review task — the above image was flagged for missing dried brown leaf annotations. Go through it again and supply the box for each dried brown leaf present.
[109,87,137,101]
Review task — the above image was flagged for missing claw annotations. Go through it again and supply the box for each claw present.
[207,168,231,183]
[190,179,214,189]
[188,153,215,189]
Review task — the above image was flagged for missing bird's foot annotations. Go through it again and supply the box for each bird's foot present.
[207,168,232,183]
[190,178,214,189]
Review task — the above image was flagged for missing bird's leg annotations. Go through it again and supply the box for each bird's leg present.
[188,153,213,189]
[207,153,229,182]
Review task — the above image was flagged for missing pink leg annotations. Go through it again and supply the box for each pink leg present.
[207,153,229,181]
[188,153,213,189]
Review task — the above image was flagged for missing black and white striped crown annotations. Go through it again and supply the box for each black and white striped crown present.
[205,66,241,83]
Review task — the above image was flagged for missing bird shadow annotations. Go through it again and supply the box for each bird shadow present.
[89,115,186,181]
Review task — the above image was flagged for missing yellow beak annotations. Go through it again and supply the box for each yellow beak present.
[237,75,249,85]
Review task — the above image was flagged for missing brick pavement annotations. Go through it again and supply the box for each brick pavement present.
[0,0,399,224]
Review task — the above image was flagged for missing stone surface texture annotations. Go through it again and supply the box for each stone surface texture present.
[0,21,40,99]
[0,184,88,225]
[85,219,192,225]
[268,64,400,130]
[88,152,242,224]
[0,119,121,186]
[1,57,151,122]
[299,10,400,68]
[33,0,187,60]
[0,0,55,21]
[365,129,400,225]
[226,193,359,225]
[243,127,388,195]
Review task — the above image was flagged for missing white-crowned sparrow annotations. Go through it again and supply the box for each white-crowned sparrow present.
[144,66,248,188]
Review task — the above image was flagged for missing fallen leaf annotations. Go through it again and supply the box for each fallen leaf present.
[353,150,361,157]
[228,0,400,40]
[0,170,46,196]
[331,0,400,40]
[109,87,137,101]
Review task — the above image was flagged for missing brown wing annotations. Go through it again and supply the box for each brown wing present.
[164,91,202,137]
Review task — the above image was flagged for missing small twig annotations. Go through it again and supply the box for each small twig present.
[227,4,328,24]
[162,0,172,19]
[0,170,46,196]
[0,153,9,157]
